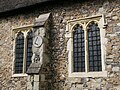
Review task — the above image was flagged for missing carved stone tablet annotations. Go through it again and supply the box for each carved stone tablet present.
[33,36,42,48]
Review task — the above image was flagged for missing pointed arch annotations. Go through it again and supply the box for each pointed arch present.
[85,20,99,30]
[72,23,84,32]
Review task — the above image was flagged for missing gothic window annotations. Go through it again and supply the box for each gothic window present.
[13,25,33,76]
[73,22,102,73]
[66,15,107,77]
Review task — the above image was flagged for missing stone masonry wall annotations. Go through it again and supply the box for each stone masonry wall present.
[0,0,120,90]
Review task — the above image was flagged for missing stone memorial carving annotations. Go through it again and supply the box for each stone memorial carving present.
[33,36,43,48]
[27,13,50,90]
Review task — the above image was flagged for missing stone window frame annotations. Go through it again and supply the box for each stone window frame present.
[12,24,33,77]
[65,15,107,77]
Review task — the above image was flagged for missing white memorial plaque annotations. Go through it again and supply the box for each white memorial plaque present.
[33,36,42,48]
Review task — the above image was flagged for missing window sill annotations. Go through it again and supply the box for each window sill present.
[69,71,107,77]
[12,74,28,77]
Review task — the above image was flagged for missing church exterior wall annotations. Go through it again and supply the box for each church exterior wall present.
[0,0,120,89]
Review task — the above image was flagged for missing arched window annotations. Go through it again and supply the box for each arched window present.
[87,21,102,71]
[66,15,107,77]
[26,30,33,71]
[73,25,85,72]
[15,32,24,73]
[13,26,33,76]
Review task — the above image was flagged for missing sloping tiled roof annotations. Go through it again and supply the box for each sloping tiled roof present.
[0,0,51,13]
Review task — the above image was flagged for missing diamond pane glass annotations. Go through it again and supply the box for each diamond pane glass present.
[15,32,24,73]
[26,30,33,71]
[88,22,102,72]
[73,25,85,72]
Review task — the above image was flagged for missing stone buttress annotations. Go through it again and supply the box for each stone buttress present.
[27,13,51,90]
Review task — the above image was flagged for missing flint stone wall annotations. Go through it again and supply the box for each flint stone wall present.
[0,0,120,90]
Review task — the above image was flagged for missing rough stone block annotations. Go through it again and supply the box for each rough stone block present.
[33,82,39,90]
[34,75,39,82]
[70,87,78,90]
[117,23,120,26]
[98,7,106,14]
[109,73,114,77]
[83,88,89,90]
[112,67,119,72]
[106,83,113,90]
[113,26,120,32]
[77,84,83,89]
[106,55,113,59]
[27,82,32,90]
[96,78,103,83]
[106,65,112,71]
[0,40,5,46]
[43,53,49,63]
[68,77,82,83]
[41,74,45,81]
[112,16,118,20]
[34,13,50,27]
[114,85,120,90]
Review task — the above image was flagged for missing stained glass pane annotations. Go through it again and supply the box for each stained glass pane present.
[26,31,33,71]
[15,32,24,73]
[88,22,102,72]
[73,25,85,72]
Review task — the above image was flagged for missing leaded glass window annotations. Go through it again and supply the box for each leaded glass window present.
[73,22,102,73]
[67,15,107,77]
[73,25,85,72]
[14,29,33,74]
[88,22,102,71]
[15,32,24,73]
[26,31,33,71]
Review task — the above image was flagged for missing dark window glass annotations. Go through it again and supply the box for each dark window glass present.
[88,22,102,72]
[73,25,85,72]
[15,32,24,73]
[26,31,33,71]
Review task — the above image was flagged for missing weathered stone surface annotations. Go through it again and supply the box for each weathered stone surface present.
[34,75,39,82]
[0,0,120,90]
[106,65,112,71]
[34,13,50,27]
[70,87,78,90]
[112,67,120,72]
[0,40,5,46]
[27,82,32,90]
[27,62,42,74]
[40,74,45,81]
[33,82,39,90]
[117,23,120,26]
[0,0,50,13]
[112,16,118,20]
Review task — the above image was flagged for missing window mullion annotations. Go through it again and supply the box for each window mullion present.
[23,32,27,73]
[85,29,89,73]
